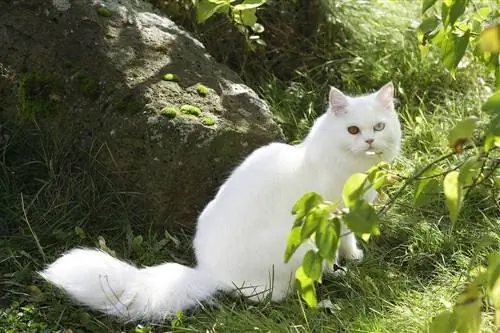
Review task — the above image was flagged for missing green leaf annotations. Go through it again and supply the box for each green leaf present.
[295,266,317,308]
[428,311,455,333]
[484,133,500,153]
[233,0,266,11]
[302,250,323,281]
[449,0,469,27]
[488,115,500,136]
[430,27,447,47]
[414,165,443,206]
[422,0,438,14]
[301,207,328,241]
[443,171,463,224]
[284,226,302,263]
[315,217,340,262]
[447,116,478,152]
[240,8,257,27]
[453,285,482,333]
[484,114,500,152]
[342,173,369,208]
[417,16,441,58]
[367,162,389,191]
[458,156,482,187]
[472,7,492,22]
[486,253,500,326]
[441,0,451,27]
[342,200,380,236]
[441,0,469,27]
[292,192,324,224]
[442,30,470,78]
[196,0,229,23]
[482,90,500,114]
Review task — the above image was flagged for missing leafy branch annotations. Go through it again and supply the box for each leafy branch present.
[195,0,267,48]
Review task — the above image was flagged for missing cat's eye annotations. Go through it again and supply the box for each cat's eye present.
[347,126,360,135]
[373,122,385,131]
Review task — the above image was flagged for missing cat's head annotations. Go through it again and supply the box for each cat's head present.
[320,82,402,162]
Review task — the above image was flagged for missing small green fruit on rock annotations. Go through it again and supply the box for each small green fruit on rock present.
[160,107,178,118]
[202,117,215,126]
[196,84,209,96]
[180,105,201,116]
[97,7,112,17]
[162,73,179,82]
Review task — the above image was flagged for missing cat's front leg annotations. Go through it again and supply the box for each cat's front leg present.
[323,251,346,276]
[333,209,364,262]
[337,188,376,261]
[339,229,364,261]
[323,225,362,276]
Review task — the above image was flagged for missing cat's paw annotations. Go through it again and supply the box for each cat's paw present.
[345,247,364,261]
[325,263,347,277]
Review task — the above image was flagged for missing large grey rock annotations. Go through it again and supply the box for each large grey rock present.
[0,0,283,226]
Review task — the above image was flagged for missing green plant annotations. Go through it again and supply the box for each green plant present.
[417,0,499,82]
[285,2,500,332]
[195,0,267,47]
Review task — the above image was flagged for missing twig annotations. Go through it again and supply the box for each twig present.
[378,150,462,215]
[464,158,500,192]
[463,150,491,200]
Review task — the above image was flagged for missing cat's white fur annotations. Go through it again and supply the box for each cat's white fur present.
[40,82,402,322]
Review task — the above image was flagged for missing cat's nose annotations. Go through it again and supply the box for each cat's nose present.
[365,139,374,145]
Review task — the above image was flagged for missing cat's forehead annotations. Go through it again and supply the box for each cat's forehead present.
[342,95,390,123]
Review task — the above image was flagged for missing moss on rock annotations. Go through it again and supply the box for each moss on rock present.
[97,7,112,17]
[196,83,209,96]
[17,71,61,120]
[201,116,215,126]
[180,104,201,116]
[162,73,179,82]
[160,106,178,118]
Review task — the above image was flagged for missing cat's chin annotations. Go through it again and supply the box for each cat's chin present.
[364,149,383,157]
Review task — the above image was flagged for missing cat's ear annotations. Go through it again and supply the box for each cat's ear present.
[376,81,395,109]
[329,86,348,115]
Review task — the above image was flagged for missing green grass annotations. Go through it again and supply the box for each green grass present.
[1,1,499,332]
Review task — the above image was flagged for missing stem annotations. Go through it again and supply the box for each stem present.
[378,150,461,216]
[464,158,500,190]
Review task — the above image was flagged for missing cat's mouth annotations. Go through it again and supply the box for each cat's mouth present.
[364,148,383,156]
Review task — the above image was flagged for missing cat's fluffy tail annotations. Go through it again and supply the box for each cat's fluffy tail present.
[39,248,221,322]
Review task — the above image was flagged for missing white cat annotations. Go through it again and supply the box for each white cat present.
[40,82,401,322]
